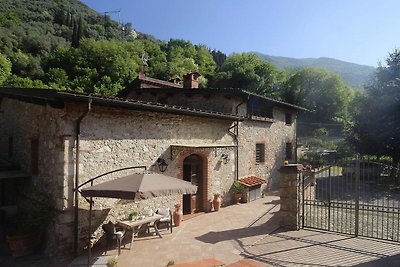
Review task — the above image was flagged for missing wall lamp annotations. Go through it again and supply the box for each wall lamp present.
[220,153,229,164]
[157,158,168,172]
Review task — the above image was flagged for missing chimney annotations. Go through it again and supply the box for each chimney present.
[168,77,182,85]
[138,70,146,79]
[183,72,200,88]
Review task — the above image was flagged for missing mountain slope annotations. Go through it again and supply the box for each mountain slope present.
[255,53,375,88]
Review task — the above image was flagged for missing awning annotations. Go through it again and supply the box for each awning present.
[170,144,236,160]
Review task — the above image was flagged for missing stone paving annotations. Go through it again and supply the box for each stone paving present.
[3,192,400,267]
[110,192,400,267]
[114,193,281,267]
[243,228,400,266]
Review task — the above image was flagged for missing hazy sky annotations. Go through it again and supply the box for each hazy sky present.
[80,0,400,67]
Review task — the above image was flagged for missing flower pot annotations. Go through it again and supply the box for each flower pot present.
[213,196,221,211]
[234,193,242,204]
[6,232,40,257]
[173,205,183,226]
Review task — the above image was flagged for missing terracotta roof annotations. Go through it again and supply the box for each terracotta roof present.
[0,88,244,121]
[119,87,307,111]
[239,176,265,187]
[137,75,183,88]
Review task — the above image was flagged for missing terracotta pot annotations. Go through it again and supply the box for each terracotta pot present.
[173,205,183,226]
[6,232,40,257]
[213,196,221,211]
[234,193,242,204]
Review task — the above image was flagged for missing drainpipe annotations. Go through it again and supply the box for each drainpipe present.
[73,98,92,256]
[233,123,239,181]
[294,113,298,163]
[231,98,247,180]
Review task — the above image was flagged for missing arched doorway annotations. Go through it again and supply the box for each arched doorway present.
[183,154,204,214]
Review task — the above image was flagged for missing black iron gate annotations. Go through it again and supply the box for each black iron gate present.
[301,160,400,242]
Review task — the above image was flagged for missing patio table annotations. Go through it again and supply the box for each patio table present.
[117,214,164,249]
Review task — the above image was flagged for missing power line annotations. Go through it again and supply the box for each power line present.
[103,9,121,24]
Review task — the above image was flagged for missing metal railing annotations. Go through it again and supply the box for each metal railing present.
[302,160,400,242]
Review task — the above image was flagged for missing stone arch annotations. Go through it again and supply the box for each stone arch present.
[176,150,210,214]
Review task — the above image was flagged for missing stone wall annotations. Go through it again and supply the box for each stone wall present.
[238,107,296,192]
[1,99,238,256]
[279,164,303,230]
[63,103,237,251]
[0,98,74,257]
[126,90,244,115]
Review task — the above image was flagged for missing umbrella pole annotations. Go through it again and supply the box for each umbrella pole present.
[87,197,93,266]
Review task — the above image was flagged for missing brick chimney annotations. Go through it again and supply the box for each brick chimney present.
[138,70,146,79]
[168,77,182,85]
[183,72,200,88]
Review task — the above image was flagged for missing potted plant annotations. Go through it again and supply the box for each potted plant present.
[128,211,138,221]
[6,208,51,257]
[6,191,54,257]
[212,192,222,211]
[231,180,245,204]
[107,256,118,267]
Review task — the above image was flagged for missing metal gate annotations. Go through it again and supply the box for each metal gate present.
[301,160,400,242]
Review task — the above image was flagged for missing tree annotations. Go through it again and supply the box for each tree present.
[6,74,49,88]
[44,39,139,95]
[121,40,167,79]
[211,53,285,96]
[210,49,226,69]
[195,45,216,78]
[281,68,349,122]
[164,39,198,78]
[0,53,11,85]
[71,18,80,48]
[347,49,400,165]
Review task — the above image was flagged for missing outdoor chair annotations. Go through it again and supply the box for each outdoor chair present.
[102,221,126,255]
[156,207,172,233]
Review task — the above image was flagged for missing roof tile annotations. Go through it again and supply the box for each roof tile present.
[239,176,265,187]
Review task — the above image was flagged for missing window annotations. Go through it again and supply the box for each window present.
[247,96,273,119]
[255,143,265,163]
[285,142,293,161]
[285,113,293,125]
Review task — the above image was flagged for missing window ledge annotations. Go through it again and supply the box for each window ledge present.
[247,115,275,123]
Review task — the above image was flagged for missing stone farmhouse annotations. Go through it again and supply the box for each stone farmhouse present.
[0,72,304,258]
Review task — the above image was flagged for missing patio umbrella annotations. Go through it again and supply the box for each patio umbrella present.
[81,172,197,200]
[78,171,197,264]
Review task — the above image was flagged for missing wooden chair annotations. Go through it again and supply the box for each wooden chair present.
[156,207,172,233]
[102,221,125,255]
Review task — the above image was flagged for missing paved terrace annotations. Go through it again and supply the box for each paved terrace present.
[2,193,400,266]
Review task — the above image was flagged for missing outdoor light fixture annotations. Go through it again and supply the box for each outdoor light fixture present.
[221,153,229,164]
[157,158,168,172]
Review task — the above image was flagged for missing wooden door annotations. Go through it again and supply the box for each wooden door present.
[183,155,203,214]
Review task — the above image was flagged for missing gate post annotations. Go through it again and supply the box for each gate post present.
[279,164,304,230]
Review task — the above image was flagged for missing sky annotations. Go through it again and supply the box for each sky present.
[80,0,400,67]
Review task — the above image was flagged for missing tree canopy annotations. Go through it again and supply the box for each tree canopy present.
[210,53,285,96]
[347,49,400,165]
[0,53,11,85]
[281,68,350,122]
